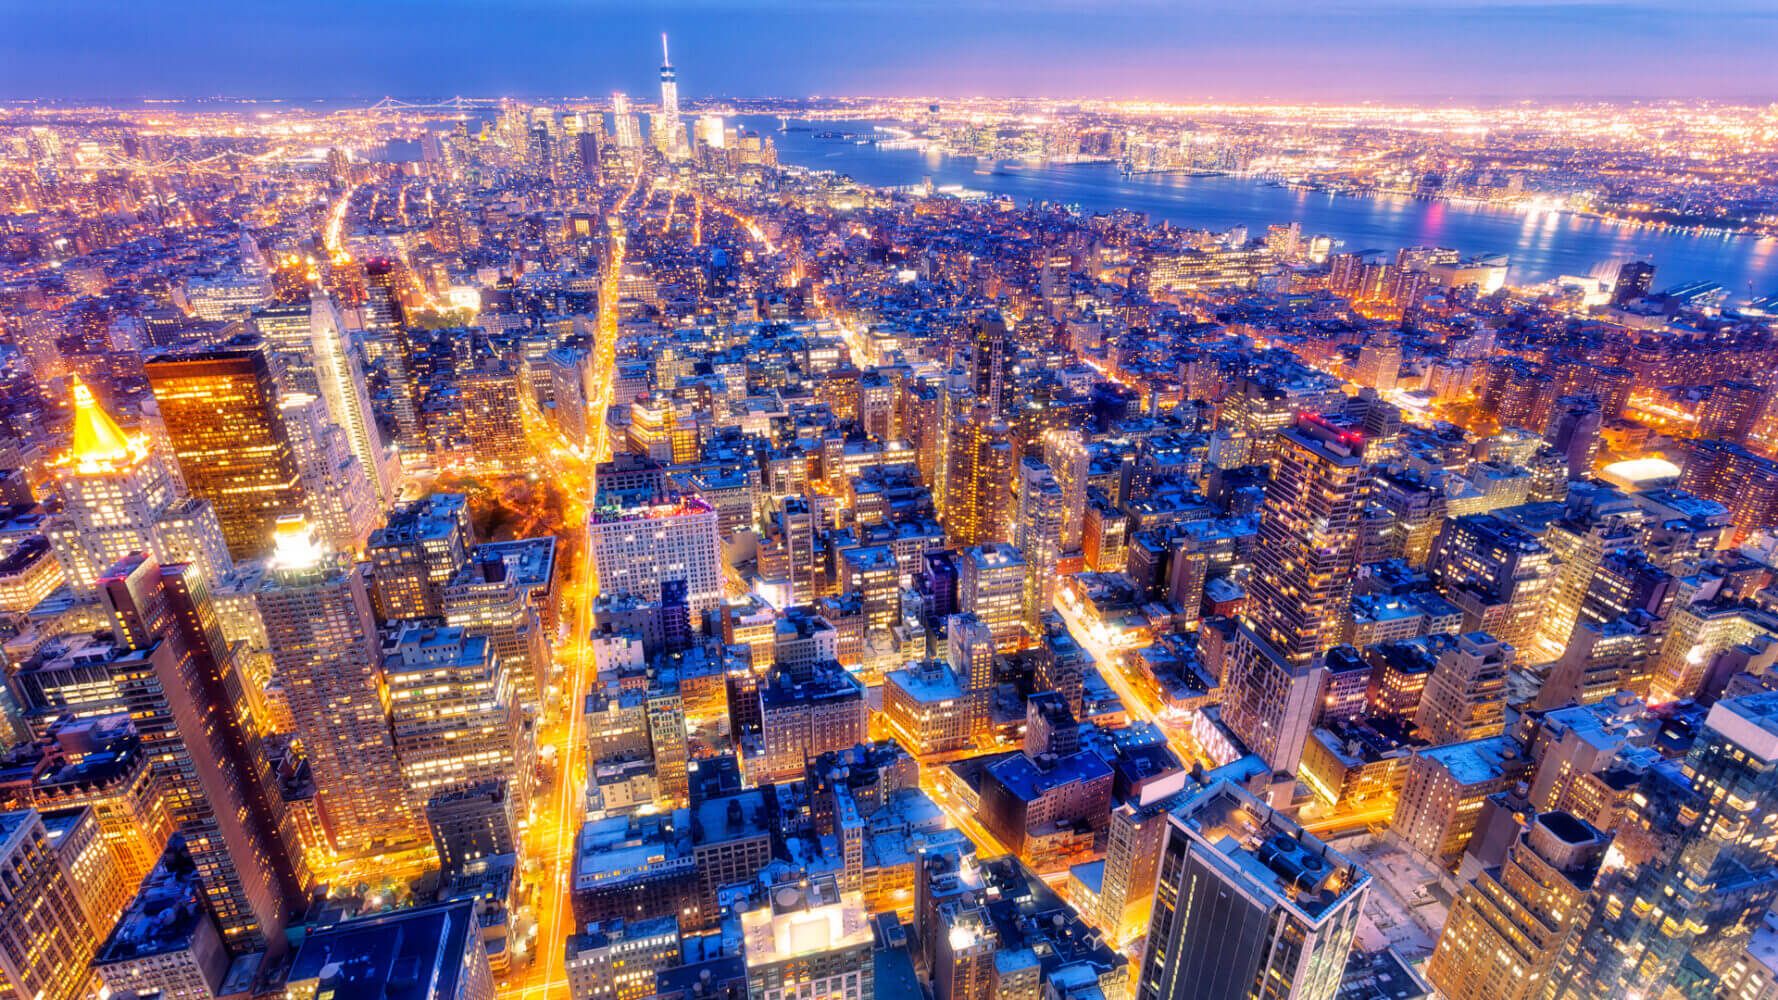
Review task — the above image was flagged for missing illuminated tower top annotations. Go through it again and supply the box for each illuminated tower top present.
[659,33,681,142]
[67,376,144,472]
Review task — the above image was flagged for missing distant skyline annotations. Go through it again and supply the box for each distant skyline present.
[3,0,1775,103]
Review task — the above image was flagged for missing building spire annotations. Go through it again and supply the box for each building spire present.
[69,375,136,467]
[661,32,671,68]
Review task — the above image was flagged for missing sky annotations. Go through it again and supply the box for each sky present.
[2,0,1775,103]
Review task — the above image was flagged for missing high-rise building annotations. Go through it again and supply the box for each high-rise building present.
[145,337,306,558]
[1136,780,1369,1000]
[1425,810,1607,1000]
[1015,457,1065,631]
[1413,631,1512,745]
[444,550,552,712]
[657,34,683,157]
[741,875,875,1000]
[1222,415,1366,776]
[1427,513,1555,650]
[280,391,378,554]
[286,902,495,1000]
[458,358,526,469]
[362,259,425,445]
[255,516,419,857]
[0,809,97,1000]
[383,624,526,815]
[367,492,474,621]
[1552,692,1778,997]
[91,836,236,1000]
[943,403,1016,547]
[611,93,640,150]
[588,496,722,622]
[959,543,1025,651]
[309,291,396,505]
[1610,259,1655,305]
[97,552,302,952]
[44,377,233,591]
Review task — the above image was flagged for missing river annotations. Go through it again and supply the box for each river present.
[744,116,1778,297]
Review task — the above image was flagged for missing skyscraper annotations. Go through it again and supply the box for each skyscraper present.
[1015,456,1065,631]
[145,337,306,558]
[363,258,425,445]
[309,290,396,504]
[383,624,527,815]
[96,552,301,952]
[255,515,420,857]
[44,377,233,590]
[1136,780,1369,1000]
[0,809,96,1000]
[1222,415,1366,775]
[588,496,722,621]
[1552,691,1778,997]
[1425,810,1607,1000]
[657,34,683,158]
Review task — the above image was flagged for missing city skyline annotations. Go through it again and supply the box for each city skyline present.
[3,0,1776,102]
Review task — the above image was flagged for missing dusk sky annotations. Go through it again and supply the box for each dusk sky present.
[3,0,1775,103]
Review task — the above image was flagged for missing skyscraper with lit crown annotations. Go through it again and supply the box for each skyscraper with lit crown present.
[658,34,683,157]
[255,515,420,857]
[44,377,232,591]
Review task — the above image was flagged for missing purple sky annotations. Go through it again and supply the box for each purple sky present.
[3,1,1774,102]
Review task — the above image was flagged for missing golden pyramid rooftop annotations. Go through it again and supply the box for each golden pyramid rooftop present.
[63,376,147,472]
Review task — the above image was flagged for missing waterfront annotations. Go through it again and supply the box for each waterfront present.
[750,117,1778,295]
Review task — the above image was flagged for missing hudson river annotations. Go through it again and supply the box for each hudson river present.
[750,117,1777,296]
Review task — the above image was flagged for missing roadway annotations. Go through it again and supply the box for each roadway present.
[499,165,646,1000]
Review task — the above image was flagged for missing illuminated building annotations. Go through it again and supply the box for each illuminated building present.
[1136,780,1369,1000]
[839,545,900,635]
[1413,632,1511,745]
[943,401,1015,547]
[426,779,516,879]
[589,496,722,622]
[1014,457,1064,631]
[1426,513,1555,650]
[1610,260,1655,306]
[647,681,690,803]
[1425,811,1607,1000]
[1551,693,1778,997]
[657,34,683,157]
[0,717,173,891]
[1648,598,1778,704]
[458,358,526,469]
[882,660,973,755]
[44,377,233,591]
[97,553,300,953]
[145,338,306,558]
[368,492,475,621]
[755,665,867,785]
[444,550,552,713]
[1222,415,1365,777]
[611,92,640,150]
[959,543,1025,651]
[0,537,63,613]
[1680,439,1778,541]
[362,258,425,445]
[0,809,97,1000]
[741,876,875,1000]
[1390,735,1524,868]
[383,624,526,815]
[566,915,682,1000]
[91,836,235,1000]
[1353,331,1402,393]
[20,812,113,953]
[255,515,420,857]
[978,748,1113,871]
[279,392,377,554]
[308,291,396,505]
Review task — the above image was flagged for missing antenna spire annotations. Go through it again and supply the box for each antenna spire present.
[661,33,671,67]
